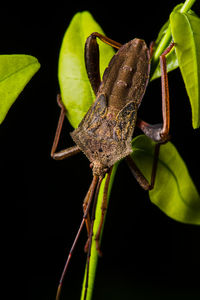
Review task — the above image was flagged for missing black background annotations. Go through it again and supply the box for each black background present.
[0,1,200,299]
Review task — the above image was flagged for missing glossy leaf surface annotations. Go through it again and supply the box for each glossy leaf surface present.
[0,55,40,124]
[170,11,200,128]
[150,19,178,81]
[150,3,198,81]
[131,135,200,225]
[149,3,182,80]
[58,11,115,128]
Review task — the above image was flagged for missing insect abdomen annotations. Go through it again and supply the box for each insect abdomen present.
[98,38,150,111]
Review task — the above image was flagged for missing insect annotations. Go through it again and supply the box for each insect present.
[51,32,174,300]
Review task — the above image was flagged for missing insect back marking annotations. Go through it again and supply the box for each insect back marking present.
[114,101,137,141]
[83,94,107,132]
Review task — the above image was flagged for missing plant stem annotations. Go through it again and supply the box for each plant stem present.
[180,0,196,13]
[80,164,118,300]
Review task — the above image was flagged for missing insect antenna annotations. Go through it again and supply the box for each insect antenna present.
[83,176,103,300]
[55,175,99,300]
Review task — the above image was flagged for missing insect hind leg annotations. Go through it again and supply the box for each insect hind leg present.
[85,32,122,95]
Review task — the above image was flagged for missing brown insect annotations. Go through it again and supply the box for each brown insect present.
[51,32,174,300]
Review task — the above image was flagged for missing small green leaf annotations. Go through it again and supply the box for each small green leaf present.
[155,19,170,46]
[0,55,40,124]
[131,135,200,225]
[58,11,115,128]
[150,19,179,81]
[170,11,200,129]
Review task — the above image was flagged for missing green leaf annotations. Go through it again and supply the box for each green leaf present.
[170,11,200,129]
[58,11,115,128]
[150,20,179,81]
[81,164,118,300]
[0,55,40,124]
[131,135,200,225]
[150,3,198,81]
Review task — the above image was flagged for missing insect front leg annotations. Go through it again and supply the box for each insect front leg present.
[83,182,95,252]
[51,94,81,160]
[85,32,122,95]
[55,175,99,300]
[137,42,175,143]
[84,176,103,300]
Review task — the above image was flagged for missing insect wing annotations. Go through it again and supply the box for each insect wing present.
[113,101,137,142]
[81,94,107,132]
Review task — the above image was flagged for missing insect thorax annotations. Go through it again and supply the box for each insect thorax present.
[70,105,135,177]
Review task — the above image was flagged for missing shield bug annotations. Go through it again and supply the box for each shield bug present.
[51,32,174,299]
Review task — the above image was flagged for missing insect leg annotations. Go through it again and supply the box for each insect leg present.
[133,40,173,188]
[51,94,81,159]
[95,167,113,256]
[84,177,103,300]
[83,182,94,249]
[126,143,160,190]
[85,32,122,95]
[160,42,175,141]
[55,175,99,300]
[83,169,108,253]
[149,41,155,59]
[52,145,80,160]
[137,42,174,143]
[90,32,122,49]
[85,34,101,95]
